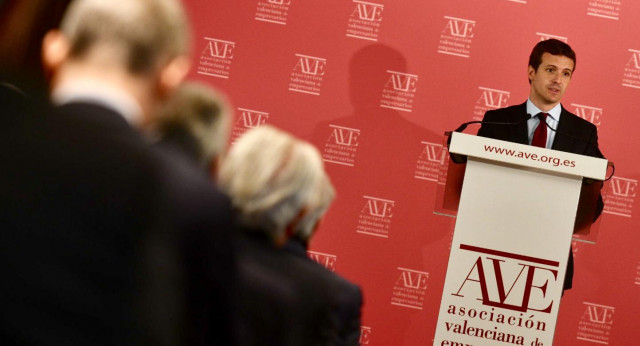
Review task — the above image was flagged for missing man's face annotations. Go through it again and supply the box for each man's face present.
[528,52,574,110]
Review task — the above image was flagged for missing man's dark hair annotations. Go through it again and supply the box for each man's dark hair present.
[528,39,576,72]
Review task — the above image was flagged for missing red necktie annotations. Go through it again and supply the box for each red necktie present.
[531,112,548,148]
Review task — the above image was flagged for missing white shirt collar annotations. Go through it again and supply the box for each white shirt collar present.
[526,99,562,121]
[51,78,143,127]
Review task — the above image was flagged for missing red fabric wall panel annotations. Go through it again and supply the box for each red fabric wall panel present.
[184,1,640,344]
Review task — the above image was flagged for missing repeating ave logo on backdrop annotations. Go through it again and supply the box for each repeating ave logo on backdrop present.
[571,103,603,128]
[391,267,429,310]
[536,32,568,43]
[197,37,235,79]
[231,108,269,143]
[604,176,637,218]
[254,0,291,25]
[380,70,418,112]
[356,195,394,238]
[473,86,511,121]
[577,302,615,345]
[438,16,476,58]
[188,1,640,344]
[322,125,360,167]
[307,250,337,272]
[346,0,384,42]
[185,0,640,345]
[359,326,372,344]
[587,0,622,20]
[622,49,640,89]
[289,54,326,96]
[414,141,445,182]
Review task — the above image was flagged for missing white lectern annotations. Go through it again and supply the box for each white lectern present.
[433,132,608,346]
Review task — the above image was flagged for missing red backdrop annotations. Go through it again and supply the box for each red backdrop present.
[184,1,640,344]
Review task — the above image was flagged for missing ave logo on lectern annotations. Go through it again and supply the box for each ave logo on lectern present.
[453,244,559,314]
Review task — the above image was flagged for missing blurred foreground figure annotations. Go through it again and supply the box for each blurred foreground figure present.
[152,82,231,176]
[218,126,363,346]
[0,1,234,345]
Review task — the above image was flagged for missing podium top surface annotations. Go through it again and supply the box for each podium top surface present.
[449,132,608,180]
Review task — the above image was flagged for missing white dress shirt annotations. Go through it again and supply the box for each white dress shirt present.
[526,99,561,149]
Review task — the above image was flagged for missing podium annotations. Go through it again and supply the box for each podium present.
[433,132,608,346]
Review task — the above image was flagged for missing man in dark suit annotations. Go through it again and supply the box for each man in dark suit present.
[282,236,363,345]
[0,1,234,345]
[217,125,363,345]
[477,39,605,291]
[281,170,362,346]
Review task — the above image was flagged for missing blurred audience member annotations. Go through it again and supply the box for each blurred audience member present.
[282,174,363,345]
[0,1,234,345]
[218,125,363,346]
[152,82,231,176]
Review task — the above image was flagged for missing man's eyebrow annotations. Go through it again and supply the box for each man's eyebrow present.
[543,64,573,72]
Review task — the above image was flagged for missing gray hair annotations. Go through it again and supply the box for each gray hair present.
[155,82,231,168]
[217,125,333,241]
[294,171,335,241]
[60,0,190,73]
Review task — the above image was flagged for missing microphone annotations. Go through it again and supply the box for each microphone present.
[446,114,532,163]
[532,112,599,153]
[533,112,614,181]
[446,113,532,149]
[451,113,532,134]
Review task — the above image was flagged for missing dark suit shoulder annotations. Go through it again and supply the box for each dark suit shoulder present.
[299,256,361,297]
[0,101,170,346]
[561,108,598,132]
[554,107,603,159]
[235,234,362,346]
[286,254,362,346]
[283,240,362,305]
[0,100,235,346]
[482,102,527,121]
[477,102,528,144]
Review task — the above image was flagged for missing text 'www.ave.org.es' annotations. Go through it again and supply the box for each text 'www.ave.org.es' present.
[483,145,576,168]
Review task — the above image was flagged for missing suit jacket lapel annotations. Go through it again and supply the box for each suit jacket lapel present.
[551,106,574,152]
[508,102,529,145]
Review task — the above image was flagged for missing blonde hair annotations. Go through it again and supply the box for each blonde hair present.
[218,126,333,241]
[60,0,190,73]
